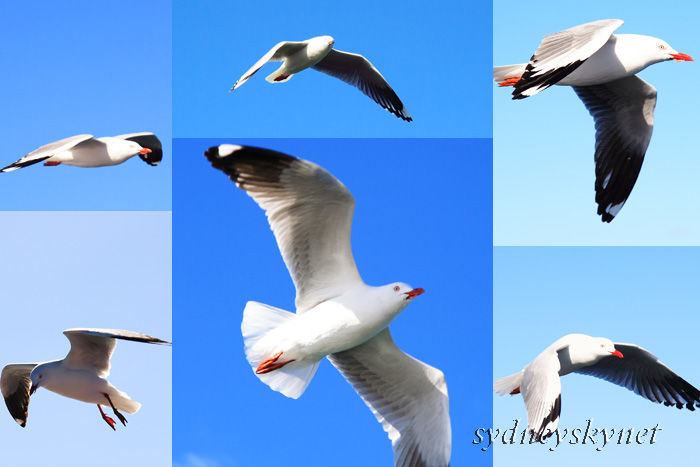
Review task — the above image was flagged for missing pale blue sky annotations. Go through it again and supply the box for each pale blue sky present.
[0,212,172,466]
[494,0,700,245]
[0,1,172,210]
[173,138,493,467]
[173,0,492,138]
[494,247,700,466]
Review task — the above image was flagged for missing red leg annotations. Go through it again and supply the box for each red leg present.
[97,404,117,431]
[273,74,289,82]
[256,351,296,374]
[103,393,128,426]
[498,77,521,87]
[510,386,521,395]
[43,161,62,166]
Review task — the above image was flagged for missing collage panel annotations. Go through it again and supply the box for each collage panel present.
[0,211,172,465]
[0,1,172,211]
[493,0,700,245]
[173,138,492,467]
[173,0,491,138]
[493,247,699,465]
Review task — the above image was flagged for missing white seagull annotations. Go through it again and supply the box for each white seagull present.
[1,328,171,430]
[0,132,163,173]
[204,144,450,467]
[494,333,700,441]
[494,19,693,222]
[230,36,412,121]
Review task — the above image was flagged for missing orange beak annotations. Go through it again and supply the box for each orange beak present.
[671,52,694,62]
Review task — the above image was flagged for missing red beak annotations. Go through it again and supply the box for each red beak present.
[139,148,152,155]
[671,52,694,62]
[30,385,37,395]
[610,350,624,358]
[405,288,424,299]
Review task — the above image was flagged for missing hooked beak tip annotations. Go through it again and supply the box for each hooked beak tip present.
[671,52,694,62]
[405,287,425,299]
[611,350,624,358]
[29,385,37,396]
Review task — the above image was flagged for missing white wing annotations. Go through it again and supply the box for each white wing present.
[520,348,562,441]
[329,329,451,467]
[512,19,623,98]
[312,49,412,121]
[573,75,656,222]
[1,363,37,427]
[205,144,364,313]
[0,134,94,173]
[231,41,308,90]
[62,328,171,377]
[575,343,700,409]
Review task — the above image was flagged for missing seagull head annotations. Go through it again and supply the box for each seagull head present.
[594,337,623,358]
[653,40,693,62]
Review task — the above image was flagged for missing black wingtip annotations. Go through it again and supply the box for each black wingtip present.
[123,133,163,166]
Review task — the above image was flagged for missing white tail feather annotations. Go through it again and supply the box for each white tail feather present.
[493,64,527,84]
[241,301,320,399]
[493,370,524,396]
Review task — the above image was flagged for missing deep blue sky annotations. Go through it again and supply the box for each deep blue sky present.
[0,1,172,210]
[494,247,700,466]
[173,0,492,138]
[0,212,172,466]
[494,0,700,245]
[173,138,492,467]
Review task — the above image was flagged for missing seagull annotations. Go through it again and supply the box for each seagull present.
[494,333,700,441]
[230,36,412,121]
[204,144,450,467]
[0,132,163,173]
[494,19,693,222]
[1,328,171,430]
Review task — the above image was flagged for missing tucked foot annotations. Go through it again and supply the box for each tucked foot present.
[273,74,289,82]
[510,386,521,395]
[498,77,520,87]
[43,161,62,166]
[103,393,128,426]
[256,351,296,374]
[97,404,117,431]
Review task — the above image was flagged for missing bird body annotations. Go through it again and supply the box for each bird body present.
[495,333,700,441]
[0,132,162,173]
[494,19,692,221]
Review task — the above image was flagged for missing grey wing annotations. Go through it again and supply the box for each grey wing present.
[513,19,623,99]
[312,49,412,121]
[573,75,656,222]
[0,134,94,173]
[520,349,562,441]
[1,363,37,427]
[231,41,308,90]
[575,343,700,409]
[204,145,363,313]
[329,329,451,467]
[62,328,171,377]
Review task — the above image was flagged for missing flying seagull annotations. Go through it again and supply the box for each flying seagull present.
[204,144,450,467]
[230,36,412,121]
[494,19,693,222]
[1,328,171,430]
[1,132,163,173]
[495,333,700,441]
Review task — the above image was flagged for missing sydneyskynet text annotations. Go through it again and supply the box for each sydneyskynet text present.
[473,419,662,452]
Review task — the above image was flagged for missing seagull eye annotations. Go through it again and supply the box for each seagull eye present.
[659,44,665,50]
[393,286,400,292]
[600,344,604,348]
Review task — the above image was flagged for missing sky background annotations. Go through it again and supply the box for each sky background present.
[494,247,700,466]
[0,1,172,210]
[0,212,172,466]
[173,0,492,138]
[173,138,492,467]
[493,0,700,245]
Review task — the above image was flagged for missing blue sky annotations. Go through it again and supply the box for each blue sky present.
[0,1,172,210]
[0,212,172,466]
[494,247,700,466]
[493,0,700,245]
[173,138,492,467]
[173,0,492,138]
